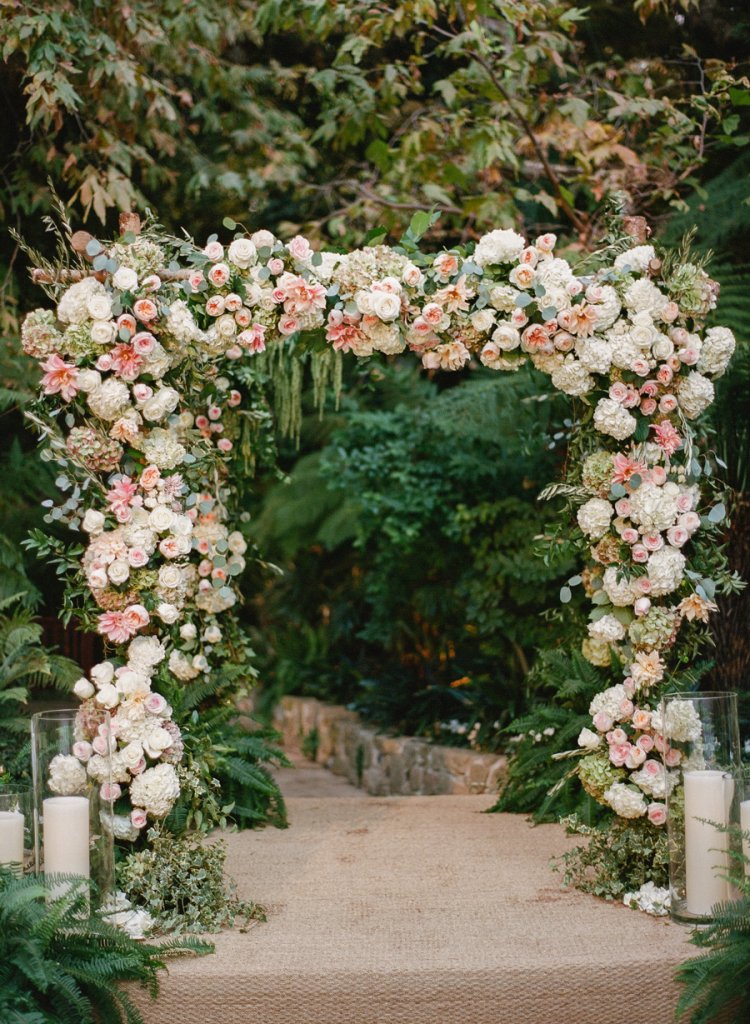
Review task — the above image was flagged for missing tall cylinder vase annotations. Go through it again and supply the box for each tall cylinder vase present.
[0,786,33,875]
[31,708,114,904]
[662,691,742,924]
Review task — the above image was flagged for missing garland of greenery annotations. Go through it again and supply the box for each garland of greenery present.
[21,209,739,896]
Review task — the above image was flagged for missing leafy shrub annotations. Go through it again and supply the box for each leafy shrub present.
[0,870,211,1024]
[118,829,264,935]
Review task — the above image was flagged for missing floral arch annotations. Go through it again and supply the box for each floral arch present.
[24,209,737,857]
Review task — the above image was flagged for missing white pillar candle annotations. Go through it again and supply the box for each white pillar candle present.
[43,796,90,879]
[683,770,733,917]
[741,799,750,876]
[0,810,24,868]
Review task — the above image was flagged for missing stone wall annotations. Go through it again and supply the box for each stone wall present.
[273,696,507,797]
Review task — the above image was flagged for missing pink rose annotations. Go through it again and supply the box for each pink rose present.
[128,548,149,568]
[631,709,651,731]
[633,597,651,617]
[661,302,679,323]
[609,381,629,404]
[145,693,168,715]
[640,398,657,416]
[659,394,678,414]
[198,559,212,577]
[92,734,109,756]
[227,343,243,359]
[224,293,243,312]
[642,758,662,778]
[132,331,156,355]
[535,233,557,253]
[189,270,205,291]
[205,295,225,317]
[278,314,299,336]
[625,745,647,769]
[123,603,149,629]
[133,298,158,322]
[207,263,230,287]
[679,512,701,534]
[268,257,285,275]
[647,802,667,826]
[217,438,233,452]
[96,353,113,371]
[203,241,224,261]
[619,699,635,720]
[422,303,444,326]
[208,405,222,421]
[553,331,575,353]
[131,808,148,828]
[142,274,161,292]
[100,782,122,802]
[593,712,614,732]
[615,498,632,517]
[610,728,628,745]
[656,365,673,385]
[433,252,459,278]
[642,533,664,552]
[622,387,641,409]
[670,327,689,346]
[159,537,181,559]
[676,494,694,513]
[228,389,241,407]
[235,308,251,328]
[72,741,92,761]
[556,308,578,333]
[140,465,161,489]
[621,527,639,545]
[678,347,699,365]
[509,264,536,289]
[510,308,528,328]
[667,526,689,547]
[640,380,659,398]
[288,235,312,261]
[637,734,655,753]
[609,743,632,767]
[635,577,652,594]
[519,247,538,266]
[632,359,651,377]
[130,758,146,775]
[650,466,667,485]
[632,545,649,563]
[664,748,682,767]
[117,313,137,335]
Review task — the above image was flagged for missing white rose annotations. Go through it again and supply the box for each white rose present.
[91,661,115,686]
[470,309,495,333]
[370,291,402,322]
[141,387,180,423]
[87,294,113,321]
[203,625,222,644]
[250,229,276,250]
[82,509,106,534]
[652,335,674,360]
[227,531,247,554]
[577,728,601,750]
[112,267,139,291]
[192,654,209,672]
[77,369,103,393]
[491,324,520,351]
[97,683,121,709]
[149,505,175,532]
[156,602,180,624]
[170,514,193,537]
[121,742,145,769]
[228,238,257,269]
[180,623,197,641]
[158,564,183,590]
[73,677,95,699]
[107,559,130,585]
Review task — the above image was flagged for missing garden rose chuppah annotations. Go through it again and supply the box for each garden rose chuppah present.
[23,211,739,902]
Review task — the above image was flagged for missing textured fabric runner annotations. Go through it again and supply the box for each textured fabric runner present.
[135,794,692,1024]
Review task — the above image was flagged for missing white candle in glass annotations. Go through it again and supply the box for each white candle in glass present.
[42,796,90,878]
[0,810,24,868]
[741,799,750,876]
[683,770,733,916]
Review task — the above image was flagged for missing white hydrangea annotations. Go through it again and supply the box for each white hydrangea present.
[101,811,141,843]
[629,762,678,800]
[129,763,180,818]
[141,428,186,470]
[473,229,526,267]
[575,337,612,375]
[628,481,680,534]
[588,614,626,643]
[128,636,166,671]
[697,326,735,378]
[647,546,686,597]
[651,699,703,743]
[88,379,131,421]
[603,781,647,819]
[677,371,715,420]
[48,753,87,795]
[87,751,130,784]
[585,284,621,331]
[614,246,656,274]
[623,278,668,318]
[602,566,636,607]
[551,358,594,397]
[593,398,637,440]
[623,881,670,916]
[164,301,204,345]
[535,257,575,291]
[577,497,614,539]
[58,278,107,325]
[589,684,628,720]
[608,331,642,371]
